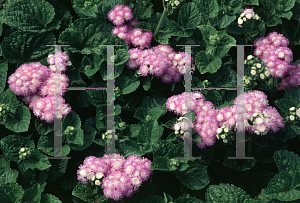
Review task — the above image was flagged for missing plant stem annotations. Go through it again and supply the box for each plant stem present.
[154,0,168,36]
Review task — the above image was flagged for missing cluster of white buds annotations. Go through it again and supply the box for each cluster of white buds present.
[286,107,300,123]
[249,112,268,135]
[244,55,270,88]
[238,8,260,28]
[93,172,104,186]
[102,129,118,140]
[19,147,31,160]
[165,0,183,9]
[0,103,13,122]
[216,126,230,143]
[173,116,193,135]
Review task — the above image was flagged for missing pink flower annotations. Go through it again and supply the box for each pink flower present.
[8,63,51,96]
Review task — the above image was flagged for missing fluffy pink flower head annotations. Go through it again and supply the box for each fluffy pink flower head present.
[32,96,71,123]
[243,7,254,19]
[8,62,51,96]
[234,90,269,130]
[39,72,69,97]
[108,5,133,26]
[47,51,71,72]
[77,153,152,201]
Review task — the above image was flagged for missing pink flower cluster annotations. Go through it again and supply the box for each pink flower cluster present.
[233,90,284,135]
[108,5,152,49]
[77,154,152,201]
[8,52,72,123]
[166,90,285,148]
[253,32,293,78]
[277,61,300,90]
[166,91,218,149]
[108,5,194,84]
[127,45,193,83]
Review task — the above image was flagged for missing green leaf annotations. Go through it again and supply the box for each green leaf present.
[37,133,70,157]
[218,14,236,29]
[166,143,184,159]
[41,194,62,203]
[192,132,202,143]
[35,118,54,136]
[274,150,300,172]
[1,31,55,64]
[152,140,175,160]
[115,75,140,95]
[86,82,107,107]
[141,76,151,91]
[62,111,82,131]
[175,196,204,203]
[72,182,107,202]
[139,195,165,203]
[82,53,104,77]
[150,156,170,171]
[137,120,162,145]
[114,49,130,66]
[24,149,51,171]
[100,63,124,81]
[125,124,141,138]
[169,20,193,37]
[0,134,35,162]
[47,159,68,183]
[0,183,24,203]
[0,168,18,184]
[0,88,18,113]
[177,163,190,172]
[0,60,8,94]
[205,183,255,203]
[5,105,31,133]
[0,155,10,169]
[58,28,84,53]
[192,0,218,24]
[266,171,300,201]
[120,140,144,157]
[149,12,171,44]
[223,149,257,171]
[2,0,60,32]
[21,183,45,203]
[72,0,103,18]
[208,65,237,88]
[178,2,201,30]
[175,163,210,190]
[69,125,96,151]
[58,17,114,55]
[195,51,222,74]
[132,0,153,20]
[141,93,168,115]
[67,128,84,146]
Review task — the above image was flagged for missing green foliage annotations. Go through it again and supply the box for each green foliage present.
[1,31,55,64]
[205,183,255,202]
[2,0,60,32]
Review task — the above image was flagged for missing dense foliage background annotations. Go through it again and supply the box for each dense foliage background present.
[0,0,300,202]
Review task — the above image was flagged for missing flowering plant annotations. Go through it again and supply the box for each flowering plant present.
[0,0,300,203]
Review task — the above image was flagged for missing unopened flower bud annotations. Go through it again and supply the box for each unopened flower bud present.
[95,180,101,186]
[290,115,295,121]
[221,134,226,139]
[224,128,229,133]
[260,74,265,80]
[289,107,295,111]
[216,128,223,134]
[223,139,228,143]
[247,55,253,60]
[20,148,26,152]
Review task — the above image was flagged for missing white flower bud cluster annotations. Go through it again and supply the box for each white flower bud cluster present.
[287,106,300,123]
[19,147,31,160]
[174,117,193,135]
[249,112,268,135]
[238,8,260,28]
[216,126,230,143]
[244,55,270,87]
